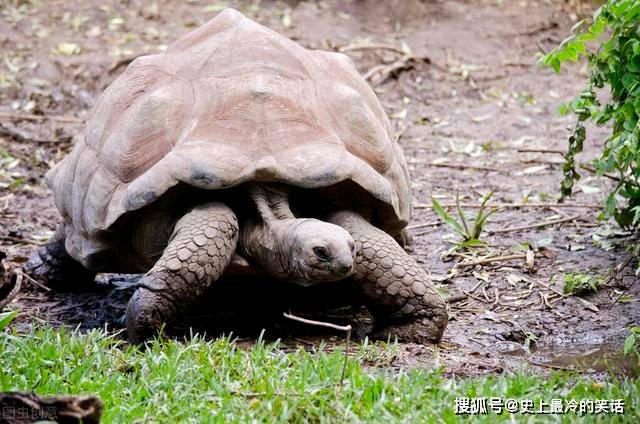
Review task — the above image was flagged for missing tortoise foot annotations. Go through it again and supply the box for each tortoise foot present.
[126,202,238,343]
[328,211,448,344]
[371,315,448,343]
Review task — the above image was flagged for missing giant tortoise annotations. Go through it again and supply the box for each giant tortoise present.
[27,8,447,343]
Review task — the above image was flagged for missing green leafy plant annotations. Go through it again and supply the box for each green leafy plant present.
[623,325,640,361]
[563,272,604,295]
[431,190,497,248]
[0,310,18,331]
[540,0,640,228]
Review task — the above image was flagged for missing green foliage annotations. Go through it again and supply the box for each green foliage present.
[0,310,18,331]
[562,272,604,295]
[1,326,639,422]
[0,149,24,190]
[541,0,640,228]
[431,191,497,247]
[624,325,640,359]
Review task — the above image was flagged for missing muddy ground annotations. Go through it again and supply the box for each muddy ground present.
[1,0,638,377]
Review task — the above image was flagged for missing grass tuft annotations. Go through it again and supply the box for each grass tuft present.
[1,326,638,422]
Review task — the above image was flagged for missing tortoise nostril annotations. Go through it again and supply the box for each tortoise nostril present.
[340,265,351,274]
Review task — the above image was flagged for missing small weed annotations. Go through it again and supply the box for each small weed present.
[0,310,18,331]
[624,325,640,361]
[563,273,604,295]
[431,190,497,248]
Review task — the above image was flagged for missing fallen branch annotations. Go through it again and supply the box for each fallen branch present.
[579,163,624,183]
[419,162,502,172]
[364,54,428,86]
[488,215,581,233]
[456,254,525,269]
[283,312,352,385]
[338,43,406,55]
[517,147,564,154]
[414,202,601,209]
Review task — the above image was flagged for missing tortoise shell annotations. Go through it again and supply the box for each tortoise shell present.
[47,8,412,267]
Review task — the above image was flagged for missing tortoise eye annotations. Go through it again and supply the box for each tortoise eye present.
[313,246,331,262]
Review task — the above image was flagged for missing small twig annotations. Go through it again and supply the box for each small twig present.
[283,312,351,385]
[406,221,441,230]
[467,280,483,294]
[488,215,581,234]
[364,54,428,86]
[457,254,525,269]
[578,163,623,184]
[527,360,573,371]
[607,257,636,311]
[539,292,552,310]
[19,269,52,292]
[493,287,501,308]
[338,43,406,55]
[414,202,601,209]
[481,284,492,303]
[462,289,491,304]
[517,147,564,154]
[535,279,567,299]
[421,162,502,172]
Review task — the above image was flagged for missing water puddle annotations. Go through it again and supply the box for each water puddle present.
[501,340,639,376]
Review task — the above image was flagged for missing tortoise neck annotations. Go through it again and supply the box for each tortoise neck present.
[239,215,310,281]
[247,183,295,224]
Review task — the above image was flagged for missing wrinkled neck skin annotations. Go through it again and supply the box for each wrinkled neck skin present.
[240,183,356,286]
[241,217,313,283]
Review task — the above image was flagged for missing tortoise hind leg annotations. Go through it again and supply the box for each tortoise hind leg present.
[328,211,448,343]
[126,202,238,343]
[25,226,96,289]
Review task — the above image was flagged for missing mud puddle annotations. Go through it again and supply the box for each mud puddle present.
[501,338,639,377]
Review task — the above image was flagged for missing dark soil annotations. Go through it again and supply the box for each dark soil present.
[1,0,638,377]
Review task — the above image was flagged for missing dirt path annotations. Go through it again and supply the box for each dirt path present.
[1,0,638,376]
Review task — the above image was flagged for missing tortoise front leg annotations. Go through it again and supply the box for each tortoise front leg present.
[126,202,238,343]
[327,211,447,343]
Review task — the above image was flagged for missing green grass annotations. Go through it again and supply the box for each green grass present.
[1,326,638,423]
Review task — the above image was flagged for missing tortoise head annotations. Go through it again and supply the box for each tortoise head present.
[289,218,356,284]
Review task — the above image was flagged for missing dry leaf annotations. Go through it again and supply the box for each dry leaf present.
[578,297,599,312]
[53,42,81,56]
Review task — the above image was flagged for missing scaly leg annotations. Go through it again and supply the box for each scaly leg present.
[328,211,447,343]
[126,202,238,343]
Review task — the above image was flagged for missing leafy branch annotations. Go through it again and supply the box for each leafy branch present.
[540,0,640,228]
